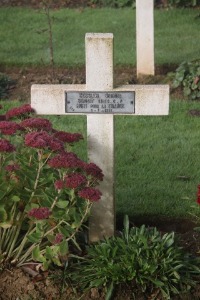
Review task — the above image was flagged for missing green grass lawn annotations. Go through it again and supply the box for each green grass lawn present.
[0,6,200,221]
[0,7,199,66]
[115,100,200,219]
[1,99,200,220]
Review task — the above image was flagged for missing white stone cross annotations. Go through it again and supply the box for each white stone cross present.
[31,33,169,242]
[136,0,155,77]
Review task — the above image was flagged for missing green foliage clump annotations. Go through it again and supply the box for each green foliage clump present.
[167,0,200,7]
[0,73,13,99]
[92,0,135,8]
[91,0,200,7]
[91,0,135,8]
[69,216,200,300]
[172,60,200,100]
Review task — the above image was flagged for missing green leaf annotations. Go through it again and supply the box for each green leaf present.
[11,195,20,202]
[32,246,46,263]
[172,79,180,88]
[123,214,129,242]
[52,210,65,219]
[45,246,54,259]
[191,82,198,90]
[27,231,42,243]
[59,240,68,256]
[43,261,50,271]
[150,278,165,287]
[194,227,200,232]
[52,256,62,266]
[105,281,114,300]
[89,278,105,288]
[56,200,69,209]
[46,234,55,243]
[59,226,72,238]
[173,271,180,280]
[176,71,185,82]
[0,207,7,223]
[183,87,191,96]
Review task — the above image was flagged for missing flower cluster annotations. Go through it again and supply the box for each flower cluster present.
[65,173,87,189]
[78,187,102,202]
[6,104,34,120]
[28,207,51,220]
[83,162,104,181]
[53,130,83,144]
[55,173,87,190]
[54,179,64,190]
[48,152,82,169]
[0,121,22,135]
[20,118,52,131]
[25,131,64,151]
[197,185,200,205]
[0,138,15,152]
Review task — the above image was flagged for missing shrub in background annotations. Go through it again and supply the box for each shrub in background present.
[0,73,14,99]
[0,104,103,270]
[69,216,200,300]
[90,0,200,8]
[91,0,134,8]
[167,0,200,7]
[172,60,200,100]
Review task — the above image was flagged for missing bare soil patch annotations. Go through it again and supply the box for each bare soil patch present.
[0,64,177,102]
[0,0,92,9]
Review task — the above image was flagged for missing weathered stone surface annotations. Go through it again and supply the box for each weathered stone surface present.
[136,0,155,76]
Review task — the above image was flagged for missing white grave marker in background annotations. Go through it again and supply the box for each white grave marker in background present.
[136,0,155,77]
[31,33,169,242]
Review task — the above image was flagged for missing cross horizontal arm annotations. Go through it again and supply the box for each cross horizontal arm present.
[31,84,169,116]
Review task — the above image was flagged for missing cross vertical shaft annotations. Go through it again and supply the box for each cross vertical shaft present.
[85,33,115,242]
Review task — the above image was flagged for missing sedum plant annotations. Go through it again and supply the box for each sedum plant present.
[69,216,200,300]
[0,104,103,269]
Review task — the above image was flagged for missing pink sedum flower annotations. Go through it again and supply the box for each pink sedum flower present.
[0,121,22,135]
[25,131,50,149]
[54,179,65,190]
[48,138,64,151]
[48,152,82,169]
[78,187,102,202]
[28,207,51,220]
[83,162,104,181]
[20,118,52,131]
[197,185,200,205]
[53,130,83,143]
[6,104,34,120]
[65,173,87,189]
[25,131,64,151]
[0,138,16,152]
